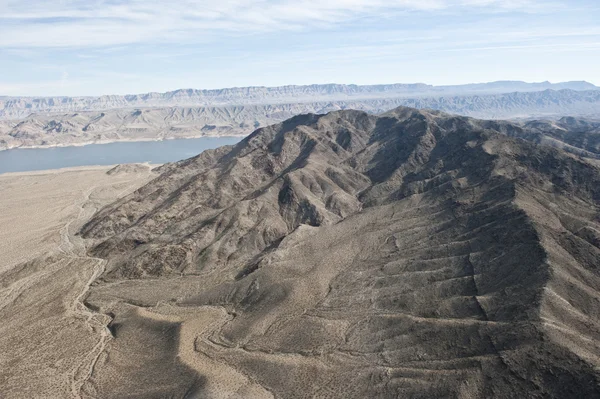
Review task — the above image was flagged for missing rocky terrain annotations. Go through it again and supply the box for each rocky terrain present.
[49,106,599,397]
[2,88,600,151]
[2,106,600,398]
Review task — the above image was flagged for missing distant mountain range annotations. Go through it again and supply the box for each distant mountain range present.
[1,81,597,120]
[2,88,600,151]
[1,81,599,151]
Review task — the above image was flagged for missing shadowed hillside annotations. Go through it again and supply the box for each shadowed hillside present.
[79,107,600,398]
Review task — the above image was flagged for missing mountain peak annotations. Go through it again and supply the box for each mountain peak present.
[78,106,600,397]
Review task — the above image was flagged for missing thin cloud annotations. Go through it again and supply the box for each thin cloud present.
[1,0,598,96]
[0,0,562,48]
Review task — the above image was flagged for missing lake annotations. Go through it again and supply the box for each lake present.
[0,137,243,174]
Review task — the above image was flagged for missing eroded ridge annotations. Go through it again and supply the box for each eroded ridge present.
[75,107,600,398]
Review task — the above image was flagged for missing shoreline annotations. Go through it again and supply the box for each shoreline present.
[0,133,248,152]
[0,162,162,177]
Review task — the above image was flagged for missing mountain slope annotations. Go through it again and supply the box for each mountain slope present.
[2,89,600,151]
[79,107,600,398]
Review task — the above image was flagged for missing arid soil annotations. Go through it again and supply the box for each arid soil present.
[0,165,155,398]
[2,107,600,398]
[80,107,600,398]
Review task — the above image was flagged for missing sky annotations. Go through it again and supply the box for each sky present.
[0,0,599,96]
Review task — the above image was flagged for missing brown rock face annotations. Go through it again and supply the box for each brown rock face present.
[81,107,600,398]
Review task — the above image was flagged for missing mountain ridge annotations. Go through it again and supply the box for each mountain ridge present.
[75,106,600,397]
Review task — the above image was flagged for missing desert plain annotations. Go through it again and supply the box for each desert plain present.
[0,164,155,397]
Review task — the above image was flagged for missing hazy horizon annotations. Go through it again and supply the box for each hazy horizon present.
[0,79,598,99]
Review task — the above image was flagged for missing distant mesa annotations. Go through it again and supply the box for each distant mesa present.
[1,80,598,120]
[1,81,599,151]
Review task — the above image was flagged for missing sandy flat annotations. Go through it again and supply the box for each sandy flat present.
[0,165,156,272]
[0,164,155,398]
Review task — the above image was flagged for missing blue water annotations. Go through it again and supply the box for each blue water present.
[0,137,243,174]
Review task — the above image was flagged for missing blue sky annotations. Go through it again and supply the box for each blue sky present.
[0,0,599,96]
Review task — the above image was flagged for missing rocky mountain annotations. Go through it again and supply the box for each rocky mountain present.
[522,117,600,157]
[2,89,600,151]
[1,80,597,120]
[77,106,600,397]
